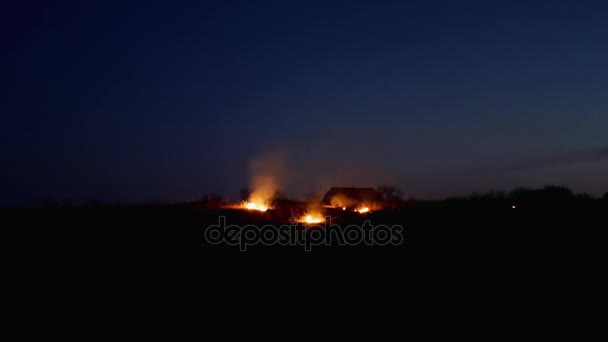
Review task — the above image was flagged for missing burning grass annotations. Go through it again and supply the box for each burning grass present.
[244,201,269,212]
[298,212,325,224]
[354,206,370,213]
[222,201,270,212]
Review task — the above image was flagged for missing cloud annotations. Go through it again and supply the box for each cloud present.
[512,146,608,171]
[457,146,608,177]
[596,147,608,157]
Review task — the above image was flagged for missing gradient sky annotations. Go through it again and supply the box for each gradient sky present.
[1,0,607,205]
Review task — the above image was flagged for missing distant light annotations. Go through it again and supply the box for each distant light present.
[512,205,517,209]
[342,207,346,211]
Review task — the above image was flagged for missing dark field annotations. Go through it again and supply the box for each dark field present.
[5,195,605,317]
[8,196,606,269]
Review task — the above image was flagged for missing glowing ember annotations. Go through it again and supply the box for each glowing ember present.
[355,207,370,213]
[244,202,268,212]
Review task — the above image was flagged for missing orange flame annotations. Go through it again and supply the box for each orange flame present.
[244,201,269,212]
[354,206,370,213]
[297,211,325,224]
[303,215,324,224]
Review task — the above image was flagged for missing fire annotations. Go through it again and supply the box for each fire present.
[297,212,325,224]
[244,201,269,212]
[304,215,323,224]
[355,206,370,213]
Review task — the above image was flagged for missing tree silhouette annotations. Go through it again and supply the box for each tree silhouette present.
[304,193,322,205]
[377,185,402,201]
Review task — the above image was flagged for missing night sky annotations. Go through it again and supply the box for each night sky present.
[2,0,607,205]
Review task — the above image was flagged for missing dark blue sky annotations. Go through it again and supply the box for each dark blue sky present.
[1,0,607,205]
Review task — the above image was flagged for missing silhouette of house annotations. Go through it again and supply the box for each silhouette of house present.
[322,187,383,209]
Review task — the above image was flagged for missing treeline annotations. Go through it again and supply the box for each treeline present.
[440,185,607,209]
[32,185,606,209]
